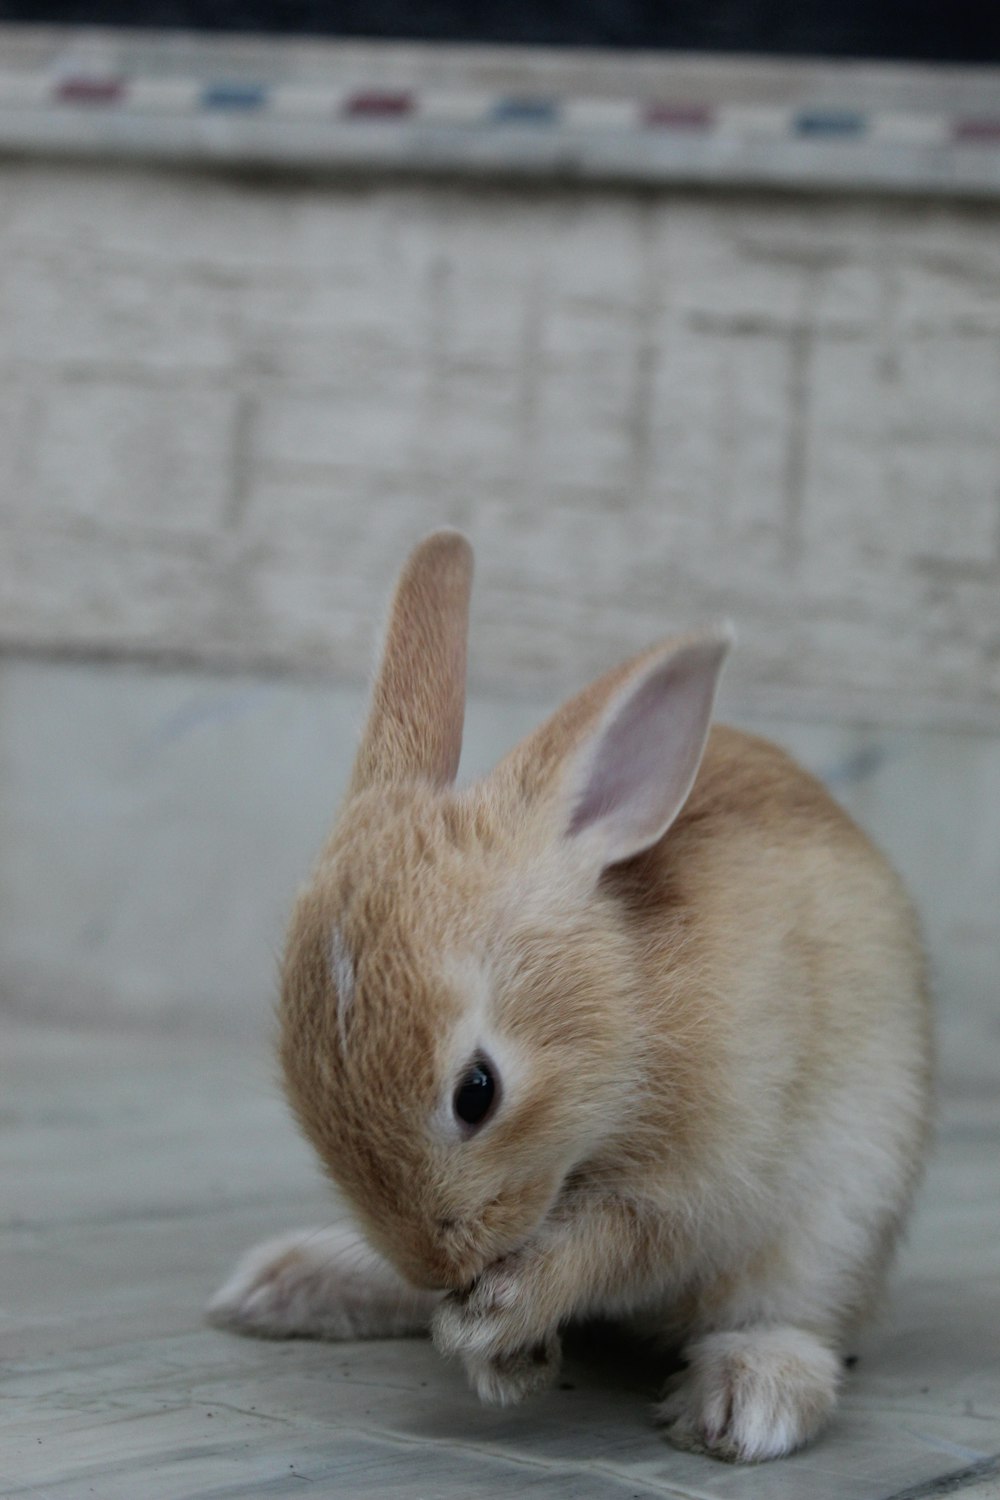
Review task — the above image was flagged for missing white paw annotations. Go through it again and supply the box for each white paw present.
[431,1249,562,1406]
[207,1224,438,1341]
[654,1326,842,1463]
[432,1248,540,1364]
[463,1335,562,1407]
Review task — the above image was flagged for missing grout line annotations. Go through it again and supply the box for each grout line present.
[880,1452,1000,1500]
[5,643,1000,737]
[276,1412,703,1500]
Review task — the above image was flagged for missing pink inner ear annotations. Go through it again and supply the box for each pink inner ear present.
[568,637,728,865]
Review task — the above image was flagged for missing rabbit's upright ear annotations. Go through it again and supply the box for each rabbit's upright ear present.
[562,631,732,869]
[349,532,474,795]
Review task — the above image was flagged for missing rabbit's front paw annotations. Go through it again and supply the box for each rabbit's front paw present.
[462,1334,562,1406]
[433,1247,548,1364]
[654,1326,841,1463]
[432,1245,566,1406]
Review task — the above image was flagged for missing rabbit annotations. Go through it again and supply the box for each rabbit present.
[209,530,932,1463]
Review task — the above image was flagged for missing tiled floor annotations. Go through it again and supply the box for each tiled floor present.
[2,993,999,1500]
[2,674,999,1498]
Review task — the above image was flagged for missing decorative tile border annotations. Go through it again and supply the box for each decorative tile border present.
[54,75,126,105]
[3,71,997,146]
[0,49,997,194]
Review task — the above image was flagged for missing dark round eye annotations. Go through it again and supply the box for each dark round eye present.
[453,1060,497,1129]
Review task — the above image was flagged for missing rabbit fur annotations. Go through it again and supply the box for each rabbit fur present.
[209,531,932,1463]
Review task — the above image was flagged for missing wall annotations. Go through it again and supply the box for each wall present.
[1,159,999,728]
[3,655,997,1030]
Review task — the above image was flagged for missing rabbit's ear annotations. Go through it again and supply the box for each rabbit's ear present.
[349,532,473,795]
[561,631,732,868]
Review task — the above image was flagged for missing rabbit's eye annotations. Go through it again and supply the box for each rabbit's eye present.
[453,1060,498,1129]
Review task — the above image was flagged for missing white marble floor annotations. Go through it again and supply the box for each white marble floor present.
[2,965,999,1499]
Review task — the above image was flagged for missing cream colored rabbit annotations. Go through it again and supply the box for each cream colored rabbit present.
[210,531,931,1462]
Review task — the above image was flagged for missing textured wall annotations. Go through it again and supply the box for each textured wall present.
[1,160,999,726]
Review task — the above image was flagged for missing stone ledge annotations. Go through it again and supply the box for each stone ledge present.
[1,28,999,196]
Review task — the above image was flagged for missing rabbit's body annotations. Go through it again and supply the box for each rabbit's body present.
[210,535,931,1463]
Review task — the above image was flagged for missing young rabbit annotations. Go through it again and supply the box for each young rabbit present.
[209,531,932,1462]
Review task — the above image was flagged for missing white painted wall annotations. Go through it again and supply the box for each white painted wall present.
[0,131,998,1027]
[1,161,998,728]
[2,658,995,1030]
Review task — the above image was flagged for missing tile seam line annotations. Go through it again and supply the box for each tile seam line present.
[880,1452,1000,1500]
[0,1193,326,1232]
[312,1415,699,1498]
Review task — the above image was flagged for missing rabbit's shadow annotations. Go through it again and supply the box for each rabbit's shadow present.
[411,1320,684,1449]
[560,1319,683,1397]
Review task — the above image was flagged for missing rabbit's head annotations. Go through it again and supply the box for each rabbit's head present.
[279,533,730,1291]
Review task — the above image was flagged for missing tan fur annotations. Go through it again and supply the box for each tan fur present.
[348,530,473,796]
[212,532,932,1462]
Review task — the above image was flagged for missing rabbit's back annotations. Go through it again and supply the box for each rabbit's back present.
[602,724,931,1332]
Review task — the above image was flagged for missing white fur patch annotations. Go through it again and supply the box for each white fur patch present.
[431,952,534,1142]
[206,1224,439,1340]
[330,925,356,1045]
[655,1325,841,1462]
